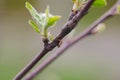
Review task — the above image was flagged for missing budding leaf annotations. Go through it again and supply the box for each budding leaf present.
[72,0,80,12]
[72,0,87,12]
[92,23,106,34]
[46,16,61,27]
[29,20,40,33]
[93,0,107,7]
[26,2,61,40]
[44,6,61,28]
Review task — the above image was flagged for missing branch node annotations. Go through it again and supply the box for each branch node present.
[42,37,49,47]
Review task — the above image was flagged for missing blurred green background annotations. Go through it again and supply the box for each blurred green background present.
[0,0,120,80]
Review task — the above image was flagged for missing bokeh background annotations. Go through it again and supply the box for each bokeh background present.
[0,0,120,80]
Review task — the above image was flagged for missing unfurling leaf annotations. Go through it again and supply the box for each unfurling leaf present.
[45,6,61,28]
[93,0,107,7]
[72,0,87,12]
[25,2,42,26]
[40,6,61,38]
[26,2,61,40]
[29,20,40,33]
[46,16,61,28]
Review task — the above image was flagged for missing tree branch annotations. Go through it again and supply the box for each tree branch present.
[24,0,120,80]
[13,0,95,80]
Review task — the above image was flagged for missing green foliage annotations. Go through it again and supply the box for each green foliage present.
[44,6,61,28]
[29,20,40,33]
[25,2,61,39]
[93,0,107,7]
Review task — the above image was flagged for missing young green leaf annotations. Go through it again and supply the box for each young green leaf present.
[25,2,37,14]
[93,0,107,7]
[46,16,61,28]
[45,6,61,28]
[29,20,40,33]
[26,2,43,27]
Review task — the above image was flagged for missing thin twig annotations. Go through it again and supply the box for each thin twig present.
[25,0,120,80]
[14,0,95,80]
